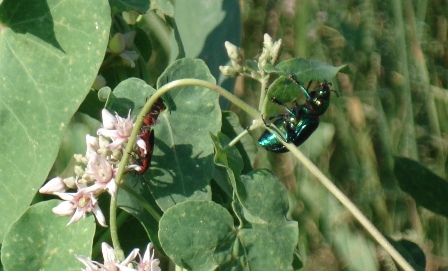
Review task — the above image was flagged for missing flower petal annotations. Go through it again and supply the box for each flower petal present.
[67,208,85,226]
[122,248,139,266]
[101,243,116,264]
[53,192,75,202]
[101,109,117,129]
[52,201,75,216]
[39,177,67,194]
[92,204,107,227]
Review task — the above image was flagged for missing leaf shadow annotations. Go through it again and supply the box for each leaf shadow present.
[1,0,65,52]
[148,140,212,203]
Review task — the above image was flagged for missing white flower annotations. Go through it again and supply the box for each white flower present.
[84,153,117,197]
[77,243,140,271]
[137,243,161,271]
[53,186,107,227]
[98,109,134,150]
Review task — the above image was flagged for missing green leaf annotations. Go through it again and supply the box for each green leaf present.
[235,169,299,271]
[0,0,110,241]
[152,58,221,211]
[134,26,152,62]
[1,200,96,271]
[169,0,241,97]
[210,132,245,200]
[159,170,299,271]
[239,169,292,224]
[394,156,448,217]
[386,238,426,271]
[159,201,236,271]
[104,77,157,118]
[266,76,302,104]
[109,0,174,16]
[272,58,346,83]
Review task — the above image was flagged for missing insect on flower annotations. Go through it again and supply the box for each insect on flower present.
[135,129,155,174]
[134,98,164,174]
[142,98,164,132]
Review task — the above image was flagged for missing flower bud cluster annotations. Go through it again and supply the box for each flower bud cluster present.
[39,109,145,227]
[219,33,282,79]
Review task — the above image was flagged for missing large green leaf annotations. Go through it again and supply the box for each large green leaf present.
[0,0,110,241]
[159,201,236,271]
[1,200,96,271]
[170,0,241,107]
[152,58,221,211]
[158,169,299,271]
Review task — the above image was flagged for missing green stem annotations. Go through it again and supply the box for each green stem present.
[110,192,125,260]
[272,133,415,271]
[258,77,269,112]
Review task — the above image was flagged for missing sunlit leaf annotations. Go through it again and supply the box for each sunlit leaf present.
[2,200,95,271]
[0,0,110,241]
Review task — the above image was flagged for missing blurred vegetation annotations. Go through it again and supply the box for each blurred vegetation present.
[236,0,448,270]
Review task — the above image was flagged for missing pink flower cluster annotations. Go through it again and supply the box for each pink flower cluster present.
[76,242,161,271]
[39,109,146,227]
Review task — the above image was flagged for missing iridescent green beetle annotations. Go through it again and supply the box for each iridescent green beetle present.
[258,75,337,153]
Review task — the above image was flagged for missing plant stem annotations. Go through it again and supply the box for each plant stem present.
[110,192,125,260]
[278,139,415,271]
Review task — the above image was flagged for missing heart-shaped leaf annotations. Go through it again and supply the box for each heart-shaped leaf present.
[0,0,110,241]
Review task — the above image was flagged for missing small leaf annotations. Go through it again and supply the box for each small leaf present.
[159,201,236,271]
[266,76,302,103]
[272,58,346,83]
[386,238,426,271]
[104,77,157,118]
[394,156,448,217]
[2,200,95,271]
[245,59,259,71]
